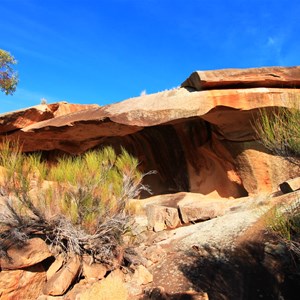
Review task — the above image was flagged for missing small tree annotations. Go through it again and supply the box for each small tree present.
[0,49,18,95]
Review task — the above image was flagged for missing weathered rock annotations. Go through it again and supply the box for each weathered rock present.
[78,269,128,300]
[0,102,99,134]
[37,295,64,300]
[2,87,299,153]
[82,255,107,281]
[46,255,64,281]
[0,67,299,198]
[132,265,153,285]
[229,141,299,195]
[43,256,81,296]
[146,191,300,297]
[0,264,46,300]
[0,238,52,270]
[181,66,300,90]
[177,193,246,224]
[279,177,300,193]
[143,245,167,264]
[146,204,181,232]
[124,265,154,297]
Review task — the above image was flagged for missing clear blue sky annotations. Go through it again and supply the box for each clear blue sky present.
[1,0,299,113]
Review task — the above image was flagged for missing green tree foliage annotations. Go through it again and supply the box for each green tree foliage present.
[0,49,18,95]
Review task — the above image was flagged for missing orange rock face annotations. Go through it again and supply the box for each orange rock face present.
[0,264,46,300]
[0,102,99,134]
[0,66,299,198]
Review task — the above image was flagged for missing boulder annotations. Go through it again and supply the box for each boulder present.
[146,204,181,232]
[178,195,235,223]
[126,265,153,297]
[132,265,153,285]
[0,264,46,300]
[82,256,108,281]
[230,141,299,195]
[46,255,64,281]
[43,256,81,296]
[0,238,52,270]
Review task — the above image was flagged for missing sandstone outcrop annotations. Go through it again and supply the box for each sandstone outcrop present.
[1,66,299,199]
[0,66,300,298]
[0,102,99,134]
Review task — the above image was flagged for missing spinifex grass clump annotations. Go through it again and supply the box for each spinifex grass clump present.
[254,99,300,257]
[254,104,300,165]
[267,201,300,256]
[0,140,149,265]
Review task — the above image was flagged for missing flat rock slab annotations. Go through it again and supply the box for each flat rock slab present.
[181,66,300,90]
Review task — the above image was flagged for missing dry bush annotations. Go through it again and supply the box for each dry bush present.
[0,140,151,265]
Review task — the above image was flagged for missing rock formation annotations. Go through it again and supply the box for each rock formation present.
[0,66,300,299]
[1,66,299,197]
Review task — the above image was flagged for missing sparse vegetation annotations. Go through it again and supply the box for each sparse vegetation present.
[267,201,300,256]
[0,140,150,266]
[254,102,300,165]
[254,100,300,256]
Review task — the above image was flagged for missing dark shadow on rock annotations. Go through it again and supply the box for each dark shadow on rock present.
[178,240,300,300]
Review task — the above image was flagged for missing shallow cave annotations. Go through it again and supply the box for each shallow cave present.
[83,117,250,199]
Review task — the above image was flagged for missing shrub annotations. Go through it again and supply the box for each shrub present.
[254,101,300,165]
[254,98,300,256]
[267,200,300,256]
[0,140,150,265]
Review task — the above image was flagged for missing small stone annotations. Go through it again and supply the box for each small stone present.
[132,265,153,285]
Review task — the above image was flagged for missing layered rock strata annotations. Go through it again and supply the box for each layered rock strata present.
[1,66,299,197]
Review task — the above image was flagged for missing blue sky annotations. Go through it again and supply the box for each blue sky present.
[0,0,299,113]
